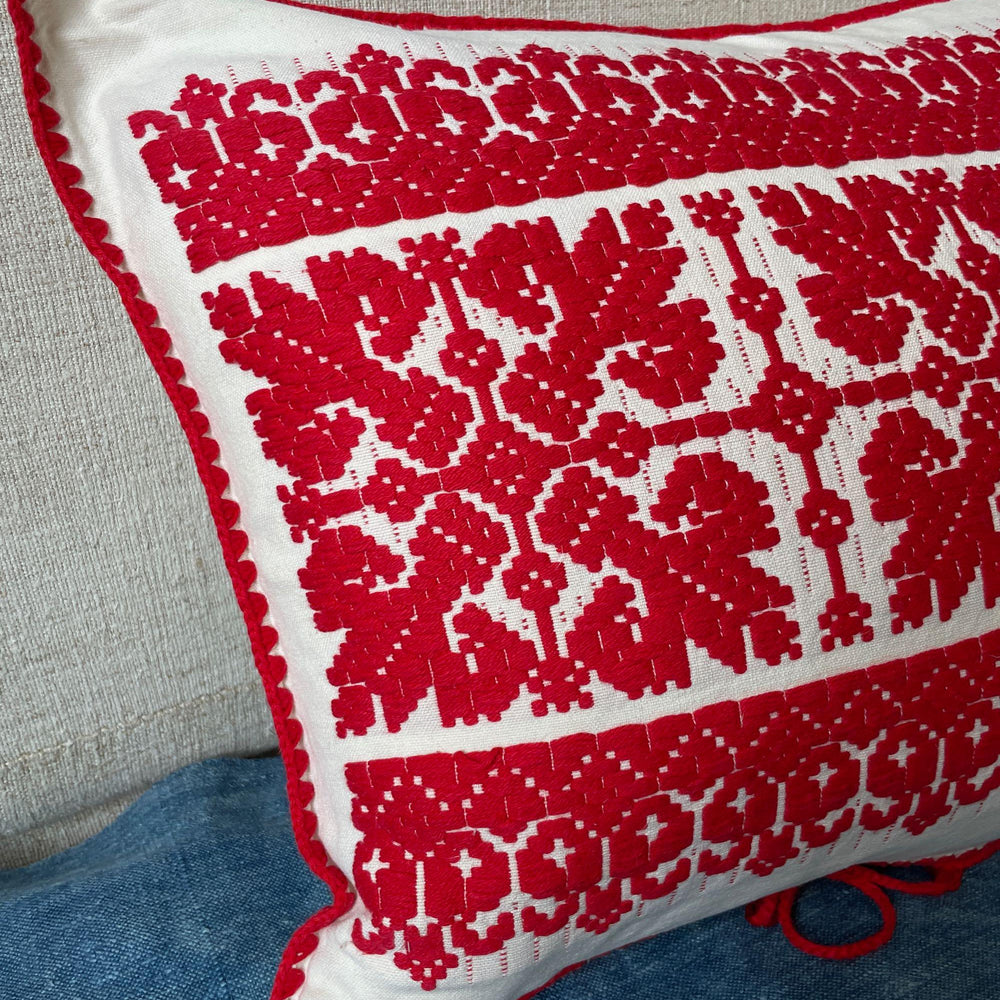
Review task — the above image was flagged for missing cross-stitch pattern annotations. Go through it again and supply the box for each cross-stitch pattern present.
[131,34,1000,272]
[346,630,1000,985]
[121,22,1000,991]
[190,162,1000,738]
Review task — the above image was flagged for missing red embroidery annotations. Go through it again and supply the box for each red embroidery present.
[204,159,1000,991]
[130,33,1000,271]
[346,630,1000,988]
[753,169,997,362]
[204,163,1000,737]
[860,386,1000,633]
[206,197,828,735]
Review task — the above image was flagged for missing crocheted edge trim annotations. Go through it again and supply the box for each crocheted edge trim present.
[5,4,350,998]
[4,0,985,996]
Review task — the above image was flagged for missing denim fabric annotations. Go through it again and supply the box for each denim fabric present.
[0,757,311,1000]
[2,756,998,1000]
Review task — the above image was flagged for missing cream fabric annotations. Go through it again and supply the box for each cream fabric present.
[0,0,879,868]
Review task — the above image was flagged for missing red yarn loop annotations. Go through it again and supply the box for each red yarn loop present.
[744,891,784,927]
[745,845,1000,960]
[865,863,963,896]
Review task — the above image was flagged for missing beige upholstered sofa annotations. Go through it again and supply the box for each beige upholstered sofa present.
[0,0,877,869]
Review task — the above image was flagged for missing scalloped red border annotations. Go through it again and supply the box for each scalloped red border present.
[3,0,987,997]
[5,4,350,997]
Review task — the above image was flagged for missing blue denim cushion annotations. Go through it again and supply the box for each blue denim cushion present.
[1,756,997,1000]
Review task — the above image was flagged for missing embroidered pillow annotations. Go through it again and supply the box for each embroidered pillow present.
[11,0,1000,996]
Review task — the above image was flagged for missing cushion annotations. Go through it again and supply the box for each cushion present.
[10,0,1000,997]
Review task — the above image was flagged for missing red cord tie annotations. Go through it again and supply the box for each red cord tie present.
[745,843,999,959]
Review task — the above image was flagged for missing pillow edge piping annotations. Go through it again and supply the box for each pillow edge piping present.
[4,3,352,998]
[263,0,952,40]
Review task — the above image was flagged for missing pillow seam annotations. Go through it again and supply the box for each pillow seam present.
[262,0,950,40]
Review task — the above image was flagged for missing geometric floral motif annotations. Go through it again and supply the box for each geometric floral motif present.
[346,629,1000,987]
[201,163,1000,735]
[116,8,1000,995]
[190,156,1000,994]
[129,30,1000,272]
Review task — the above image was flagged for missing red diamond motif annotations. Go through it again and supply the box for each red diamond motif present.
[747,362,837,455]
